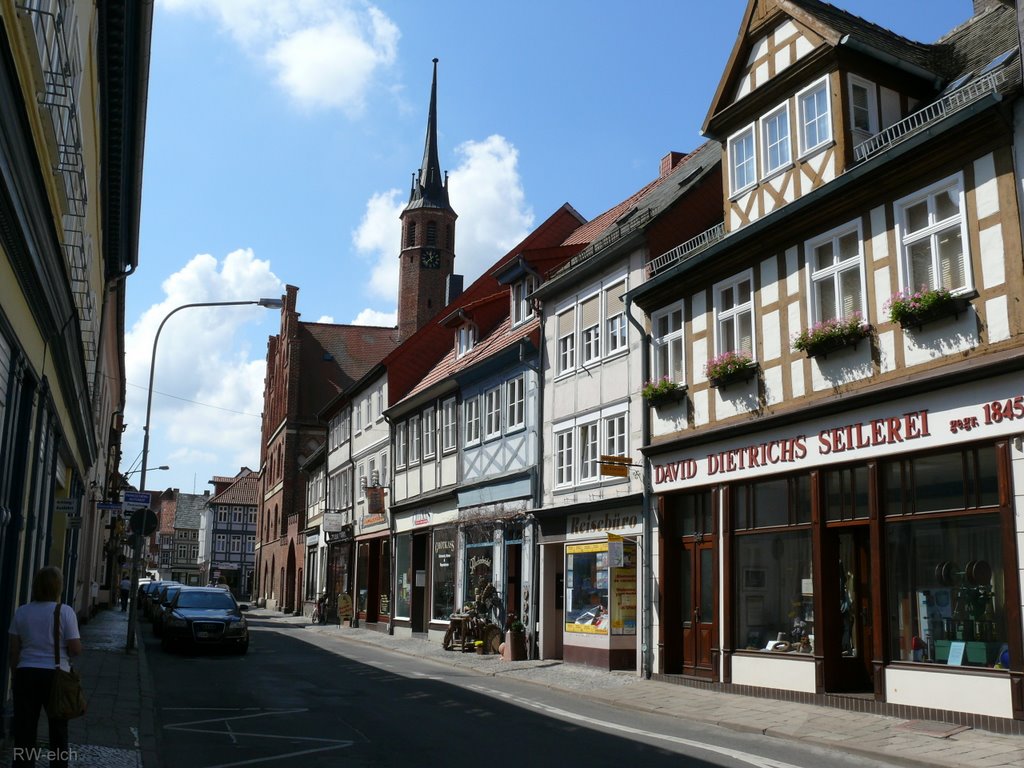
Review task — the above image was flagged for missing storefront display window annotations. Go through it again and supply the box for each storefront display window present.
[565,542,637,635]
[887,514,1005,667]
[377,538,390,617]
[735,531,813,653]
[432,527,456,620]
[464,529,493,605]
[733,475,811,529]
[394,533,412,618]
[356,542,369,614]
[883,445,998,516]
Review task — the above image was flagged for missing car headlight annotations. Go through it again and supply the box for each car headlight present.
[165,616,187,628]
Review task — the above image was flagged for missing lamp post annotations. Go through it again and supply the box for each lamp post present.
[126,297,283,651]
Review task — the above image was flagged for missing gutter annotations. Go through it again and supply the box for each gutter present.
[838,36,943,89]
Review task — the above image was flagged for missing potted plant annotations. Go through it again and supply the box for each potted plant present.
[792,313,871,358]
[885,286,972,329]
[704,350,756,389]
[504,614,528,661]
[641,376,686,407]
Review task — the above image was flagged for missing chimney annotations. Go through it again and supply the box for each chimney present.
[660,151,686,176]
[973,0,1011,14]
[446,274,464,305]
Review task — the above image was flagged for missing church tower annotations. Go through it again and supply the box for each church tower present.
[397,58,458,342]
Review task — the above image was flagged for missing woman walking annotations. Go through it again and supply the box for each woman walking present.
[7,566,82,768]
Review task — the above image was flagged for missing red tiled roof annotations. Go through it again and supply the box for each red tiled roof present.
[210,472,259,506]
[299,324,399,417]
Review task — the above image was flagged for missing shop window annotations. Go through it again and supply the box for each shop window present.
[886,514,1006,667]
[395,534,412,619]
[823,465,870,522]
[895,175,971,294]
[883,446,998,516]
[356,543,369,613]
[378,538,391,617]
[735,530,813,653]
[732,475,811,530]
[432,527,456,621]
[464,531,493,606]
[565,542,637,635]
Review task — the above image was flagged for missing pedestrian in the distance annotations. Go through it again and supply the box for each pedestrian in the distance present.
[7,565,82,768]
[119,574,131,611]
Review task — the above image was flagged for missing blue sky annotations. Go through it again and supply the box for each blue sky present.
[123,0,976,495]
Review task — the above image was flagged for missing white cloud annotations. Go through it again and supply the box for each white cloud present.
[315,315,336,324]
[351,308,396,326]
[161,0,399,113]
[123,248,283,492]
[352,134,533,314]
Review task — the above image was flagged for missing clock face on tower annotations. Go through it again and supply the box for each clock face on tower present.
[420,248,441,269]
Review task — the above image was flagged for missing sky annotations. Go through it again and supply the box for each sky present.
[123,0,978,496]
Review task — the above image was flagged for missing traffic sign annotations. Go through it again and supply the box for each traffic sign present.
[122,491,152,511]
[54,498,77,515]
[97,502,123,511]
[130,508,159,536]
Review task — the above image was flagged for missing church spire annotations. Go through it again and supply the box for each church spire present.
[408,58,452,211]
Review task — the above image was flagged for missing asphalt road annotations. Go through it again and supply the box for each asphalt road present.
[144,618,900,768]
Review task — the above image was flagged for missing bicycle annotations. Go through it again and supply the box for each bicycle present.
[311,595,328,625]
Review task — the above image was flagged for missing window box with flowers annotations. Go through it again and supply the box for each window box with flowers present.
[792,314,871,358]
[886,287,975,330]
[705,351,757,389]
[642,376,687,408]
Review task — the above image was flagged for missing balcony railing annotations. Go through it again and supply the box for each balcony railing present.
[647,222,725,277]
[548,208,654,279]
[854,67,1010,163]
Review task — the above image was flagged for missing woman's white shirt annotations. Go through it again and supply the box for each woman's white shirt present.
[7,602,80,672]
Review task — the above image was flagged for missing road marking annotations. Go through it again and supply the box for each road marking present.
[468,685,803,768]
[163,707,355,768]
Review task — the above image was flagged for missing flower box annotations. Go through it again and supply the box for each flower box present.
[642,377,686,407]
[705,351,757,389]
[792,315,871,359]
[886,287,974,330]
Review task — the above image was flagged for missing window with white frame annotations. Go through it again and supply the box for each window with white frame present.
[354,400,362,432]
[247,510,256,524]
[484,387,501,439]
[364,397,372,429]
[357,463,366,498]
[340,468,351,507]
[578,422,600,482]
[807,222,865,323]
[190,544,199,560]
[395,422,408,467]
[555,430,574,487]
[369,457,377,486]
[714,270,755,356]
[579,294,601,364]
[604,281,627,354]
[557,308,575,374]
[217,509,228,524]
[652,302,684,382]
[798,77,832,156]
[230,536,241,553]
[848,76,878,139]
[409,415,421,463]
[605,413,627,458]
[246,535,255,554]
[376,384,385,420]
[761,104,791,176]
[380,451,388,487]
[177,544,187,559]
[464,396,480,445]
[215,534,226,553]
[457,323,476,357]
[442,397,457,452]
[729,124,756,194]
[896,175,970,293]
[505,375,525,431]
[422,407,436,458]
[232,509,243,524]
[511,275,537,326]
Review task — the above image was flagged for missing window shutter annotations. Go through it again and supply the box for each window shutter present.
[580,295,600,329]
[558,309,574,337]
[604,282,626,319]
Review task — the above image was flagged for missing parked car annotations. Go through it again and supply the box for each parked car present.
[139,580,166,617]
[143,581,178,621]
[151,584,183,636]
[160,586,249,654]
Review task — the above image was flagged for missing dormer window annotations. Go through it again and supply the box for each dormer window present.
[848,76,878,145]
[456,323,476,357]
[728,124,757,195]
[511,276,537,326]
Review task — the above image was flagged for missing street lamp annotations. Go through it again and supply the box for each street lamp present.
[126,297,283,651]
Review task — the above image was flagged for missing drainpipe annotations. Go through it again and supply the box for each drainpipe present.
[521,325,543,660]
[625,294,654,680]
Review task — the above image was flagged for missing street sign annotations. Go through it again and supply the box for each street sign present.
[55,498,77,515]
[67,516,82,529]
[122,491,152,510]
[599,455,632,477]
[97,502,123,511]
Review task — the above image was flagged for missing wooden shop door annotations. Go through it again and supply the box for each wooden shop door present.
[681,536,716,678]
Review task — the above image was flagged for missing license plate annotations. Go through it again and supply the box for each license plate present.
[197,631,209,638]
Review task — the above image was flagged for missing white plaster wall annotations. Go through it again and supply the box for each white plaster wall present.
[980,225,1006,289]
[870,206,888,262]
[794,35,813,60]
[651,399,687,437]
[789,359,805,398]
[763,364,784,407]
[691,292,707,334]
[880,87,900,129]
[786,301,801,348]
[692,389,709,428]
[785,247,800,296]
[762,310,781,361]
[903,315,980,365]
[730,655,817,693]
[986,295,1010,342]
[974,153,999,220]
[878,330,896,374]
[715,382,756,419]
[885,669,1013,718]
[810,347,872,391]
[760,257,779,305]
[692,337,708,384]
[873,265,891,326]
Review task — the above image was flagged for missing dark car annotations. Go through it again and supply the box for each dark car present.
[151,584,183,636]
[139,580,166,614]
[143,581,179,621]
[159,587,249,654]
